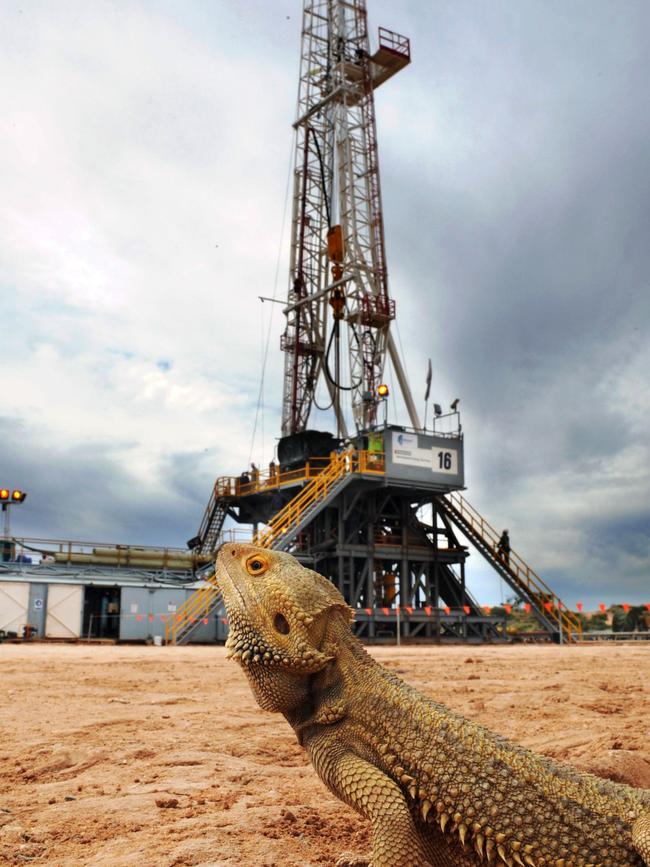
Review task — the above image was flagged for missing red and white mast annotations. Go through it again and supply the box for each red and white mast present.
[281,0,421,437]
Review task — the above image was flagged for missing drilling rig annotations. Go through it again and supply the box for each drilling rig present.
[170,1,582,646]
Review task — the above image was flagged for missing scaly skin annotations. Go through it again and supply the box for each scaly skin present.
[216,543,650,867]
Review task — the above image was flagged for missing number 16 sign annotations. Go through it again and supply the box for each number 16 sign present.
[433,448,458,475]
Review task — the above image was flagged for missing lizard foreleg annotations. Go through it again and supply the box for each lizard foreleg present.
[309,743,433,867]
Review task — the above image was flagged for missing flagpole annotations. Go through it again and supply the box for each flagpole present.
[423,358,432,433]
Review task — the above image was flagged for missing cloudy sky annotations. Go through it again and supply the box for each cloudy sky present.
[2,1,649,607]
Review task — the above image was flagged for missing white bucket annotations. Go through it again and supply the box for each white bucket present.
[153,635,163,647]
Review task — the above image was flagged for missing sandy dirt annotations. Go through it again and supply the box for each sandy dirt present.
[0,643,648,867]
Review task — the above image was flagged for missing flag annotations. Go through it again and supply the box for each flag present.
[424,358,432,401]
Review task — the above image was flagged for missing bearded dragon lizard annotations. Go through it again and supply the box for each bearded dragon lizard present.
[216,543,650,867]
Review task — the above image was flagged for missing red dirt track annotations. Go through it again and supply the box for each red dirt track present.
[1,644,649,866]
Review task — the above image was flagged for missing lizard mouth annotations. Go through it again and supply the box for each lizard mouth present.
[215,546,257,613]
[215,545,270,666]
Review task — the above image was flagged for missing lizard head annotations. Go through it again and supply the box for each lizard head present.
[215,543,353,713]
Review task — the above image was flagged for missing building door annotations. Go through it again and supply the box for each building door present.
[83,587,121,638]
[28,584,47,636]
[45,584,83,638]
[0,582,29,636]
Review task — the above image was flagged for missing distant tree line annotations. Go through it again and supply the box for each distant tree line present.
[491,599,649,634]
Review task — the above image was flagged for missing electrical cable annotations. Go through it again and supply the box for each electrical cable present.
[323,317,366,392]
[248,130,296,465]
[310,127,331,229]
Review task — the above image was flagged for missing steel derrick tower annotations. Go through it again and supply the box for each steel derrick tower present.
[282,0,419,437]
[180,2,582,648]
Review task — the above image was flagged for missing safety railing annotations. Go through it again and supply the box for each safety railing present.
[211,457,333,500]
[167,450,384,643]
[164,577,221,645]
[3,537,206,570]
[445,491,582,641]
[253,450,384,549]
[378,27,410,59]
[218,528,254,546]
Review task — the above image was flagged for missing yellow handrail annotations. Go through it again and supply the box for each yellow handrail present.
[254,450,384,549]
[168,450,385,643]
[211,457,334,500]
[446,491,582,640]
[164,576,221,645]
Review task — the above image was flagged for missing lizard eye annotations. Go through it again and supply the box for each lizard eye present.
[246,555,269,576]
[273,612,290,635]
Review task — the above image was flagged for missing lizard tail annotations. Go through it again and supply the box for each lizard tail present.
[633,813,650,864]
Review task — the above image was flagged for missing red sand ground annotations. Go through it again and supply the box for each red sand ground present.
[0,644,648,866]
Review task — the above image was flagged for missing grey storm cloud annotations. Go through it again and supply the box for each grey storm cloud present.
[0,417,212,547]
[376,0,650,604]
[1,0,649,607]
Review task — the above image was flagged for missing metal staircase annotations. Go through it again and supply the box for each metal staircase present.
[167,450,383,644]
[196,487,230,556]
[253,450,381,549]
[437,491,582,642]
[164,573,222,645]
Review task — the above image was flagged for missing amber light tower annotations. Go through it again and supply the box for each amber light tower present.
[1,488,27,561]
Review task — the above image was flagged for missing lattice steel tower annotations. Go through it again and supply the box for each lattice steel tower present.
[282,0,419,437]
[185,2,581,647]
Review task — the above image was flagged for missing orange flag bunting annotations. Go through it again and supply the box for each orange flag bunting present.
[622,604,630,613]
[406,606,413,615]
[544,601,552,611]
[382,607,389,616]
[463,605,470,615]
[599,603,607,613]
[576,602,583,612]
[646,604,650,613]
[444,606,451,615]
[483,606,491,615]
[504,604,512,614]
[424,606,432,616]
[524,603,531,613]
[365,608,372,615]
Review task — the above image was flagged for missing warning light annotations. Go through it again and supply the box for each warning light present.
[0,489,26,504]
[377,384,389,398]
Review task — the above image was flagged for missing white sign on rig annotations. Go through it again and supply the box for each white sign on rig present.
[385,428,463,490]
